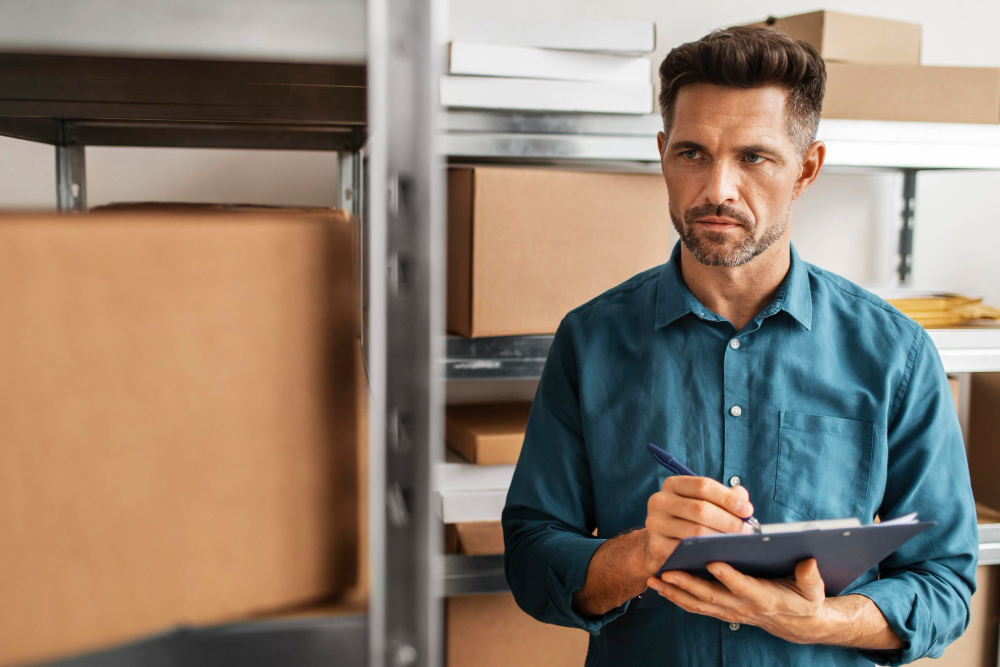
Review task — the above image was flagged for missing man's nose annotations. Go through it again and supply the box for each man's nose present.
[702,161,739,206]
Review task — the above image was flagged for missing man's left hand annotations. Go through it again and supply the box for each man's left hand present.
[648,559,828,644]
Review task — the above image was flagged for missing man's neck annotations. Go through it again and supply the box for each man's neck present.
[679,241,791,332]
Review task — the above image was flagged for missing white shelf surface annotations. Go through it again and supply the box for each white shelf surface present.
[929,329,1000,373]
[0,0,366,64]
[438,450,514,523]
[445,111,1000,171]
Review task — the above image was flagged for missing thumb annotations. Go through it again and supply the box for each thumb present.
[795,559,825,600]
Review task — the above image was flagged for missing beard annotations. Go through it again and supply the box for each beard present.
[670,203,789,267]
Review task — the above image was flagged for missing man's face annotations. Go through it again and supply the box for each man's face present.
[657,84,805,267]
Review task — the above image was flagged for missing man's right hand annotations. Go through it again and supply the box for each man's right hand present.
[573,475,755,618]
[642,476,755,576]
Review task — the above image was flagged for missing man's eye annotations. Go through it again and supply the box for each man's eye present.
[745,153,763,163]
[682,150,698,159]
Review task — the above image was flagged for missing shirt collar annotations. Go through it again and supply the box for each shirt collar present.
[654,241,813,331]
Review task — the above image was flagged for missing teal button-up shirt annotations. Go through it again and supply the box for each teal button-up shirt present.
[502,243,977,666]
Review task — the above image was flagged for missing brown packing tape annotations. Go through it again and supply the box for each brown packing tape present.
[0,210,360,666]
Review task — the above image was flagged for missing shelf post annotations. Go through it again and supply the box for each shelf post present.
[896,168,917,284]
[55,144,87,213]
[367,0,445,664]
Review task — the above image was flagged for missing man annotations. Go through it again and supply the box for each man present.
[502,26,977,666]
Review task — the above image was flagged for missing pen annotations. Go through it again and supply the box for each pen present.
[646,442,762,534]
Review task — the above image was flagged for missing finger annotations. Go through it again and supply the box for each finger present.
[665,476,754,519]
[649,581,738,622]
[794,559,826,601]
[664,495,749,534]
[646,514,726,540]
[660,570,745,610]
[707,562,768,605]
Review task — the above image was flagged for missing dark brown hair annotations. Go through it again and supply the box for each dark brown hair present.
[658,26,826,155]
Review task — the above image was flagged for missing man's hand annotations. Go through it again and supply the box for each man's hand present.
[643,476,755,575]
[649,559,827,643]
[572,476,753,618]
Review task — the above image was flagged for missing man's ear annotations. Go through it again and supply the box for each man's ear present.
[792,141,825,200]
[657,131,666,156]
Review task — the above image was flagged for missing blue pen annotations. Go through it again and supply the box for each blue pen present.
[646,442,761,534]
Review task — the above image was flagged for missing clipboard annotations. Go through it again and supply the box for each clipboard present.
[656,518,935,596]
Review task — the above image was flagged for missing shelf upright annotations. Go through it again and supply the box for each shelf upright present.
[367,0,446,665]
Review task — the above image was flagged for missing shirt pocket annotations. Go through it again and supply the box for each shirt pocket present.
[774,411,875,521]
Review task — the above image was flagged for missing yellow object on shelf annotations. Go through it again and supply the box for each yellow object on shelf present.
[886,293,1000,328]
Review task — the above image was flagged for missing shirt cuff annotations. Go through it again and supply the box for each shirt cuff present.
[849,578,929,665]
[544,533,631,635]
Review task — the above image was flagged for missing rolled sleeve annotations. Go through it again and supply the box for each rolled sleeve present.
[850,328,978,665]
[502,318,629,634]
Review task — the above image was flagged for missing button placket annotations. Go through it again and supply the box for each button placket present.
[723,333,750,516]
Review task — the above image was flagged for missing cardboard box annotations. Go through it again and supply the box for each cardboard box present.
[446,402,531,465]
[969,374,1000,511]
[447,167,671,337]
[949,376,961,413]
[750,11,921,65]
[447,594,589,667]
[0,211,359,665]
[445,522,505,555]
[911,565,1000,667]
[823,62,1000,124]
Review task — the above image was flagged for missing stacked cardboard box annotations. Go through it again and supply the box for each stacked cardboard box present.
[751,10,1000,124]
[0,208,361,665]
[446,402,531,464]
[447,166,670,337]
[447,594,589,667]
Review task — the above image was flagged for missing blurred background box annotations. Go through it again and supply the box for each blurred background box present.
[750,11,921,65]
[444,521,504,555]
[447,167,670,337]
[445,402,530,465]
[823,63,1000,124]
[446,594,588,667]
[0,209,359,665]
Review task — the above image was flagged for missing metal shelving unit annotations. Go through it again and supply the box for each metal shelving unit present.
[0,1,443,666]
[440,108,1000,591]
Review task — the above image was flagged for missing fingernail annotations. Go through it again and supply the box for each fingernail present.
[742,521,756,534]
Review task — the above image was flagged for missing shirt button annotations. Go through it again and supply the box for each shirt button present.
[729,476,741,487]
[729,622,741,631]
[730,405,742,417]
[729,338,740,349]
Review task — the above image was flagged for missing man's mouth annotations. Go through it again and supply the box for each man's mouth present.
[693,216,744,229]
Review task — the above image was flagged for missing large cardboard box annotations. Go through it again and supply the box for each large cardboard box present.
[447,167,671,337]
[446,402,531,465]
[0,211,359,665]
[751,11,921,65]
[823,62,1000,124]
[447,594,589,667]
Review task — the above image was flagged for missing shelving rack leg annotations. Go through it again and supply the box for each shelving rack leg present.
[55,144,86,213]
[367,0,445,664]
[896,168,918,284]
